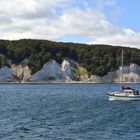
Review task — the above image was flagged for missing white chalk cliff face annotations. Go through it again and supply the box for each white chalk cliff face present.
[11,64,31,82]
[31,60,64,82]
[89,64,140,83]
[31,59,75,82]
[0,60,140,83]
[0,66,13,82]
[61,59,75,82]
[0,64,31,82]
[0,59,75,82]
[119,64,140,82]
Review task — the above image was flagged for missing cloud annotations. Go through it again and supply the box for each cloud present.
[52,8,120,37]
[0,0,74,39]
[0,14,12,25]
[92,29,140,48]
[0,0,140,48]
[96,0,116,10]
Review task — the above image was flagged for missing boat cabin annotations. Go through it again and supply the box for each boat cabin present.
[122,86,139,95]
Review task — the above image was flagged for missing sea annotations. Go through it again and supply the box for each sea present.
[0,83,140,140]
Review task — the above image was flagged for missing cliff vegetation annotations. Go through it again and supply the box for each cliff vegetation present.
[0,39,140,76]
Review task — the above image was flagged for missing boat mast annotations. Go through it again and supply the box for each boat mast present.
[121,49,124,88]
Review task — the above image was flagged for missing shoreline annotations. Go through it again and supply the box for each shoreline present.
[0,82,140,84]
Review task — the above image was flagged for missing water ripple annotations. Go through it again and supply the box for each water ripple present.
[0,83,139,139]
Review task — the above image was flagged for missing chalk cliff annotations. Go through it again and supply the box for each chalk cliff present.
[89,64,140,83]
[0,66,13,82]
[0,59,140,83]
[11,64,31,82]
[61,59,75,82]
[31,60,64,82]
[31,59,75,82]
[0,64,31,82]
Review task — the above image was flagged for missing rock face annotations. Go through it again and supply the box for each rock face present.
[0,66,13,82]
[61,59,75,82]
[0,64,31,82]
[118,64,140,83]
[11,64,31,82]
[31,59,77,82]
[89,64,140,83]
[31,60,64,82]
[0,59,140,83]
[0,59,76,83]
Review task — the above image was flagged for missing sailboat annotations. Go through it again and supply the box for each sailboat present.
[107,49,140,101]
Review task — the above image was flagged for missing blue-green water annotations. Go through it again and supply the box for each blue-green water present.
[0,83,140,140]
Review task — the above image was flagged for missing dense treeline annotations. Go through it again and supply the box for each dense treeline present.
[0,39,140,76]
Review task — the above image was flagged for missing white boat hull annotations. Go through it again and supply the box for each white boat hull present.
[108,94,140,101]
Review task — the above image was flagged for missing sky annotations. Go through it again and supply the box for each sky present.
[0,0,140,48]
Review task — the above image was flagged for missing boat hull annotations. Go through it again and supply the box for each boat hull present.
[108,94,140,101]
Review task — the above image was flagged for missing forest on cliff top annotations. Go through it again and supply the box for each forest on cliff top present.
[0,39,140,76]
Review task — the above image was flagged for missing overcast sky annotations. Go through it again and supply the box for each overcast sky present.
[0,0,140,48]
